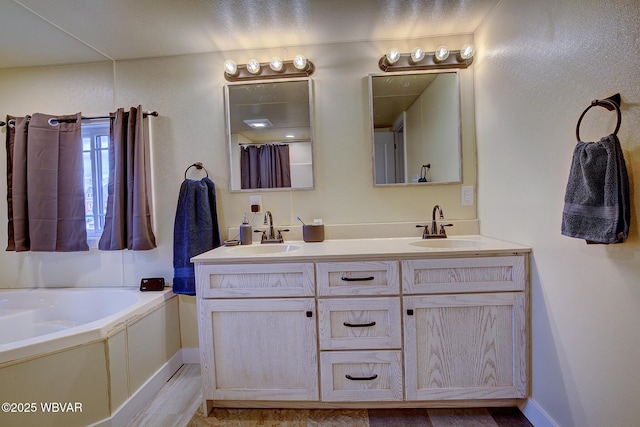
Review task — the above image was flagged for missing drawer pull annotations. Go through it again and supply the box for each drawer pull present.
[345,374,378,381]
[341,276,375,282]
[343,321,376,328]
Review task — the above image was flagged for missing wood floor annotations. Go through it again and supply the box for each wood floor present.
[127,364,533,427]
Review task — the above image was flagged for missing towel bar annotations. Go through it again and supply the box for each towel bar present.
[184,162,209,179]
[575,93,621,141]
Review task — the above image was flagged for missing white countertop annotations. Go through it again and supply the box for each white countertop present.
[191,235,531,264]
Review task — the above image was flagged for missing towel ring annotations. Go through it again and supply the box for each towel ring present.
[575,94,622,142]
[184,162,209,179]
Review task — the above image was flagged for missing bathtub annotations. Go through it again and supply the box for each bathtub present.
[0,287,182,427]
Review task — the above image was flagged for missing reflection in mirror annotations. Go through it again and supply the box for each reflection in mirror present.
[226,79,314,191]
[369,71,462,185]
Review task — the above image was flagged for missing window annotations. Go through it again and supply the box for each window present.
[82,121,110,239]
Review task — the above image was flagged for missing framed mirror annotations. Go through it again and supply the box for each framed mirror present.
[225,78,314,191]
[369,71,462,185]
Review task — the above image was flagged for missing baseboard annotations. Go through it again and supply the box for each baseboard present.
[90,350,184,427]
[519,398,559,427]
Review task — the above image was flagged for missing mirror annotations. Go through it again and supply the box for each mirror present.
[369,71,462,185]
[226,78,314,191]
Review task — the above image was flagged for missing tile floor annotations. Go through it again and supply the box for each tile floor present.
[127,364,533,427]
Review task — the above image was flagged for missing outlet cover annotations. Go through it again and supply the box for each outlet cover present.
[249,194,262,212]
[461,186,474,206]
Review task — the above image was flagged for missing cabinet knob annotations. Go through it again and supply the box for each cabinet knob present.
[306,311,313,318]
[407,309,414,316]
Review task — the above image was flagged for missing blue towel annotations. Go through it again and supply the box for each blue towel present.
[561,134,630,244]
[173,177,221,295]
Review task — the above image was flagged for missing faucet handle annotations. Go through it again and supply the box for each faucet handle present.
[254,229,267,242]
[416,224,429,239]
[439,223,454,236]
[276,228,289,243]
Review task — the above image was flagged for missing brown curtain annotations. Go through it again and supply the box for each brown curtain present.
[5,115,17,250]
[6,113,88,252]
[99,106,156,250]
[240,144,291,189]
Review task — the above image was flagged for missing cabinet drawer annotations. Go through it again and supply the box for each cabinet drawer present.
[317,261,399,296]
[402,256,526,294]
[196,263,315,298]
[320,350,403,401]
[318,298,401,350]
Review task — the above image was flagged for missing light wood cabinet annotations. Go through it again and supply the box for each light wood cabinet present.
[403,292,527,400]
[199,298,318,402]
[320,350,403,401]
[196,251,529,410]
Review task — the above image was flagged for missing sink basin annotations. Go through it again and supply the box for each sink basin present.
[226,244,301,255]
[409,239,488,249]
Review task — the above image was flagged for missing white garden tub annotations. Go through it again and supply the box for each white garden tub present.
[0,287,173,364]
[0,287,181,427]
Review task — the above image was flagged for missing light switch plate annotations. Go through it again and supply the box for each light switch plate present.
[461,186,474,206]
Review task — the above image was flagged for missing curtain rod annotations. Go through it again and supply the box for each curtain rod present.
[0,111,158,128]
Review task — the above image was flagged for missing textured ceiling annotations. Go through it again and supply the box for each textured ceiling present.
[0,0,500,69]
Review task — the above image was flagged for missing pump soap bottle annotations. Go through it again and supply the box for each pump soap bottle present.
[239,212,252,245]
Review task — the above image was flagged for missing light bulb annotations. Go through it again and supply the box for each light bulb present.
[269,57,283,72]
[434,46,449,62]
[410,47,425,63]
[293,55,308,70]
[224,59,238,76]
[460,44,475,60]
[386,48,400,64]
[246,59,261,74]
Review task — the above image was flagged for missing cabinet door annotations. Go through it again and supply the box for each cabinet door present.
[404,292,527,400]
[199,298,318,401]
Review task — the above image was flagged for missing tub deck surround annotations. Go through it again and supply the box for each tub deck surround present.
[0,287,175,365]
[0,287,181,427]
[194,235,531,414]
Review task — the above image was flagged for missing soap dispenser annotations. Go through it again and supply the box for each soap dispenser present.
[239,212,252,245]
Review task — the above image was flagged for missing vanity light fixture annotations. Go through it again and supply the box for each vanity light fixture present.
[246,59,261,74]
[379,44,475,72]
[269,57,283,72]
[223,55,315,81]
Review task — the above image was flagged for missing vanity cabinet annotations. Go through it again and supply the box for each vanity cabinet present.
[402,257,528,400]
[317,260,403,401]
[195,245,529,410]
[197,263,318,409]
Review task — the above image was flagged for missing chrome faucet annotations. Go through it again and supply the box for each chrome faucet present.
[264,210,276,240]
[431,205,444,235]
[416,204,453,239]
[255,210,289,243]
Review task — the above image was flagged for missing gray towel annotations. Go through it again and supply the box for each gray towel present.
[561,134,629,244]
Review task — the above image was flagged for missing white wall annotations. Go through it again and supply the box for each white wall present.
[475,1,640,426]
[0,35,476,289]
